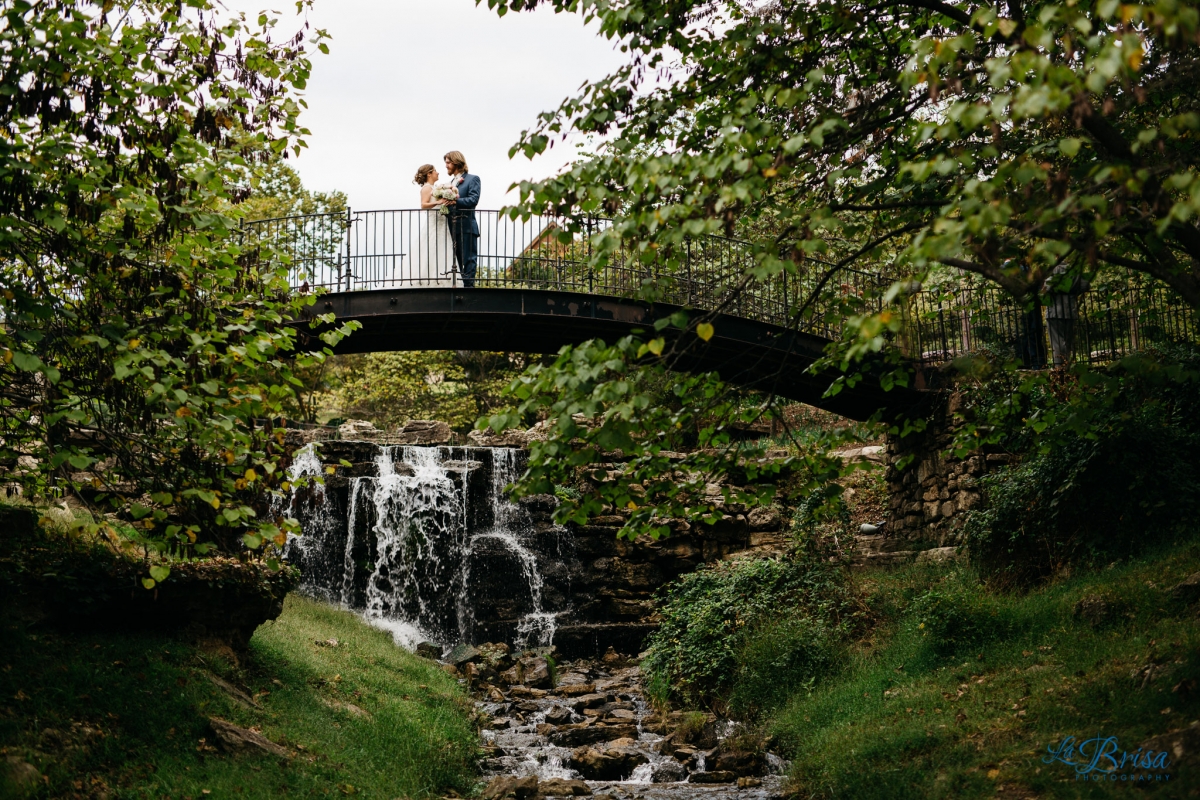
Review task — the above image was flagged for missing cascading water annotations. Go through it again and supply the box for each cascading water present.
[281,443,558,651]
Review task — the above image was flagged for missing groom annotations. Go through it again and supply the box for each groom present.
[443,150,480,288]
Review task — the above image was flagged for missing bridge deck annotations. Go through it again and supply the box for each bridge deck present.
[304,287,924,422]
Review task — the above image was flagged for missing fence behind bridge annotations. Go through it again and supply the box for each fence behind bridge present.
[241,208,1198,368]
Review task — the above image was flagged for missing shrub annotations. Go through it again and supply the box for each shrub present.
[959,346,1200,588]
[642,556,857,711]
[964,408,1200,588]
[728,614,845,717]
[907,575,1010,660]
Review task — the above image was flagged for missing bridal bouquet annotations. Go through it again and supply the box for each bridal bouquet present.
[432,183,457,215]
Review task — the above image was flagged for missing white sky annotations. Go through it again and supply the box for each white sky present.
[236,0,628,211]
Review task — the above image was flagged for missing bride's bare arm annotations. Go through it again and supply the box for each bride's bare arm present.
[419,184,438,209]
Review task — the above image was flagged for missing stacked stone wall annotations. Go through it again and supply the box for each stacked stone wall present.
[883,392,1011,545]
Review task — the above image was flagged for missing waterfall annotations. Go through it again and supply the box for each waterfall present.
[281,443,558,651]
[464,447,556,650]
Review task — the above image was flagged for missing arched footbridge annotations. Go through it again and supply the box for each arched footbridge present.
[244,209,1199,422]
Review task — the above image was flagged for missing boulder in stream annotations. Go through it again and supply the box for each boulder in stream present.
[651,760,689,783]
[538,778,592,797]
[481,775,539,800]
[520,656,552,689]
[567,743,648,780]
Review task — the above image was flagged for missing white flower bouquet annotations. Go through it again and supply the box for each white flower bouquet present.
[432,183,457,215]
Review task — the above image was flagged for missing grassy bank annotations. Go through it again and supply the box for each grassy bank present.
[0,593,478,798]
[767,543,1200,798]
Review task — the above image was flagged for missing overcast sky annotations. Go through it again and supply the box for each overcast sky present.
[235,0,627,211]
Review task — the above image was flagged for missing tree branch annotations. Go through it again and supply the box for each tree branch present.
[936,257,1035,297]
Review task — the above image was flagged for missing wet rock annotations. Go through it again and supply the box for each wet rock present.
[568,744,648,780]
[520,656,552,689]
[415,641,441,660]
[209,717,290,757]
[713,748,765,776]
[392,420,452,446]
[538,777,592,796]
[601,647,625,665]
[1170,571,1200,605]
[689,771,737,784]
[556,683,596,697]
[672,746,699,766]
[500,664,523,685]
[549,726,617,748]
[737,777,763,788]
[555,671,591,686]
[490,717,515,730]
[572,692,610,709]
[481,775,539,800]
[544,706,575,725]
[603,708,638,723]
[508,685,549,699]
[446,643,480,666]
[479,642,514,670]
[651,760,689,783]
[337,419,382,440]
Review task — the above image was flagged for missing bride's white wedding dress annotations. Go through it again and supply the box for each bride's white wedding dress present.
[407,206,456,287]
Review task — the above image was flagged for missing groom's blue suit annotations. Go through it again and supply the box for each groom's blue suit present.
[448,172,481,288]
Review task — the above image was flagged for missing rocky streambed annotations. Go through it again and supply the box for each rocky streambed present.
[437,643,788,800]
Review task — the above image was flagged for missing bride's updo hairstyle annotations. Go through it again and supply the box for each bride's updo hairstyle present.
[413,164,435,185]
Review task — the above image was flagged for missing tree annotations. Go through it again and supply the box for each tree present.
[488,0,1199,304]
[0,1,352,571]
[328,351,538,431]
[478,0,1200,535]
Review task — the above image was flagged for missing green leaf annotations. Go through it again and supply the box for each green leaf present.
[149,565,170,583]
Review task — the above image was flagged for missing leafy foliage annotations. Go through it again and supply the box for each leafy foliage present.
[947,345,1200,584]
[488,0,1200,303]
[484,325,865,539]
[0,1,351,560]
[330,351,536,431]
[479,0,1200,530]
[964,407,1200,586]
[642,555,859,710]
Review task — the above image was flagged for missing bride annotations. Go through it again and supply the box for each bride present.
[407,164,456,287]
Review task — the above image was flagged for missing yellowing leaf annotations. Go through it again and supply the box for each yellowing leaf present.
[762,167,778,178]
[244,468,257,482]
[127,338,140,349]
[696,322,715,341]
[174,406,192,418]
[142,578,156,590]
[325,465,337,475]
[647,338,665,356]
[210,496,221,509]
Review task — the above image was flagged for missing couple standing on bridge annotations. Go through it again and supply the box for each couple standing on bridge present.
[411,151,480,288]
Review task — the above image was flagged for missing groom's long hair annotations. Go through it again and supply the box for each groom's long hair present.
[444,151,468,174]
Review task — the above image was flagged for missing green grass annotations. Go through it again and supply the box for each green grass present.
[767,542,1200,798]
[0,595,479,799]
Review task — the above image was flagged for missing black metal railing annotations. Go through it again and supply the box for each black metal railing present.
[905,283,1200,366]
[242,208,1198,368]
